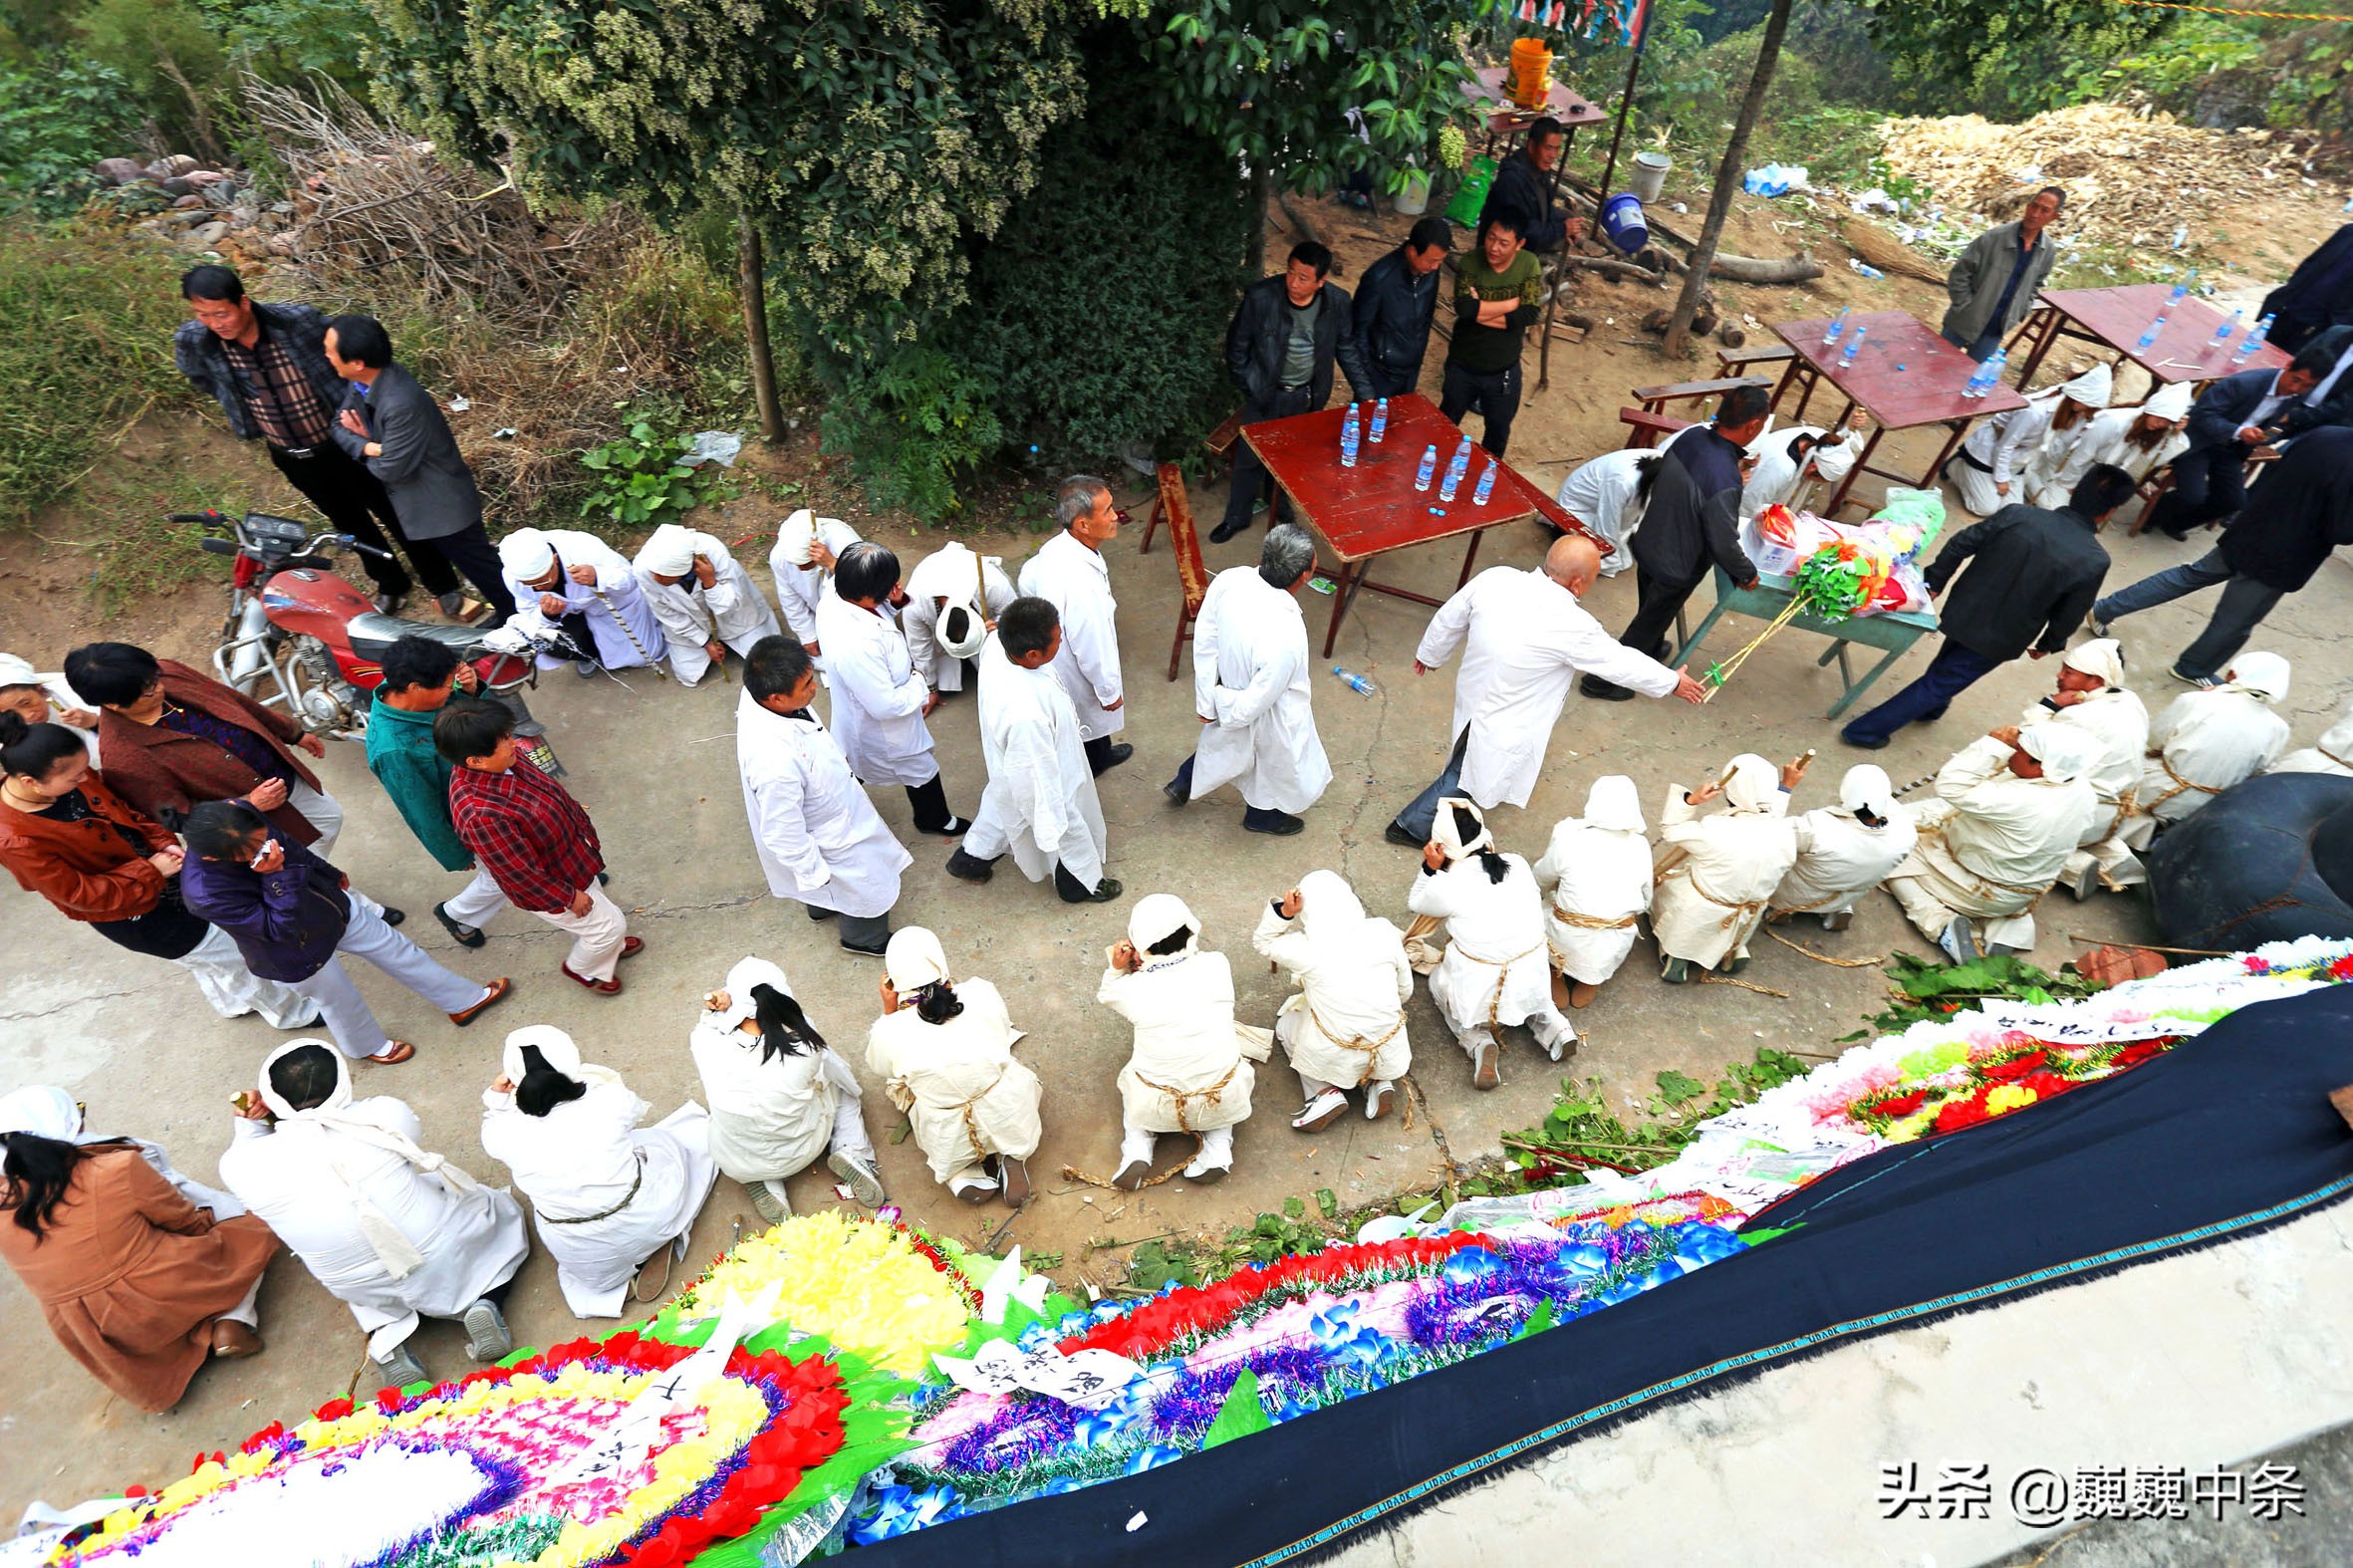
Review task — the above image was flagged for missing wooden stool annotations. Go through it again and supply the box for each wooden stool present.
[1143,409,1245,556]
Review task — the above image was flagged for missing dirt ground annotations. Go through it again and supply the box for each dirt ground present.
[4,175,2352,1518]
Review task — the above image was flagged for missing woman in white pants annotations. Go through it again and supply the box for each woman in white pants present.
[690,955,885,1225]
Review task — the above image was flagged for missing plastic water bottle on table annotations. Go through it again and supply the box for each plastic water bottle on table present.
[2231,314,2274,365]
[1340,403,1360,468]
[1821,307,1850,348]
[2211,307,2242,348]
[1438,443,1467,502]
[1414,443,1438,492]
[1471,453,1497,506]
[1839,324,1866,368]
[1370,397,1388,444]
[2136,311,2168,352]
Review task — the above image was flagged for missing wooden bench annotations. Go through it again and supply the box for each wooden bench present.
[1142,409,1246,556]
[1631,375,1772,417]
[1142,461,1212,679]
[1619,406,1693,449]
[1716,344,1795,377]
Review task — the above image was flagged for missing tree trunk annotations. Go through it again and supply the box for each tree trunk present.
[737,208,785,445]
[1246,162,1271,278]
[1664,0,1795,360]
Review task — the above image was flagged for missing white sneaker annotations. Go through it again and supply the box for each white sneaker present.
[1290,1089,1349,1133]
[827,1148,886,1206]
[462,1297,512,1362]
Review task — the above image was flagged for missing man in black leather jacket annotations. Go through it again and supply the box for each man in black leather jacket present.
[1210,242,1376,544]
[1350,217,1452,399]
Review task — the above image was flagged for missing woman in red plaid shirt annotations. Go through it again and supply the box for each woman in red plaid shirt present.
[435,703,641,994]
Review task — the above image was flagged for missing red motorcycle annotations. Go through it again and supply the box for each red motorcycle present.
[183,509,567,774]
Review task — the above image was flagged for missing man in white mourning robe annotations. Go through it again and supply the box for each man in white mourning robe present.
[1739,414,1867,521]
[1883,722,2101,962]
[816,541,970,838]
[221,1039,525,1391]
[1653,752,1804,983]
[2042,381,2192,501]
[1553,447,1651,575]
[631,523,781,686]
[2271,694,2353,778]
[2018,363,2115,510]
[737,636,911,956]
[1388,535,1705,846]
[1100,894,1261,1188]
[1769,763,1917,931]
[2023,639,2151,898]
[1164,524,1332,835]
[1944,364,2110,517]
[1408,797,1574,1089]
[2118,653,2293,856]
[498,526,668,675]
[946,599,1119,903]
[1533,775,1653,1007]
[769,508,862,669]
[1255,869,1413,1131]
[904,541,1016,694]
[1018,474,1130,776]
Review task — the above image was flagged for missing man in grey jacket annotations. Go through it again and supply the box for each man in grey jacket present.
[1942,186,2065,362]
[325,315,515,624]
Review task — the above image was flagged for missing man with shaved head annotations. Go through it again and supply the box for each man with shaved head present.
[1389,534,1707,846]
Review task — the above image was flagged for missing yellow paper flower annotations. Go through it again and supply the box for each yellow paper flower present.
[1985,1084,2038,1115]
[677,1211,974,1375]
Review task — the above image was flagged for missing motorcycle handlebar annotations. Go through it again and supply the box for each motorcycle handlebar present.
[197,537,239,557]
[169,511,228,526]
[335,534,393,559]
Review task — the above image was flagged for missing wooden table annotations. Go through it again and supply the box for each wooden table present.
[2006,284,2291,389]
[1457,68,1606,157]
[1242,392,1586,657]
[1771,312,2027,516]
[1672,566,1941,720]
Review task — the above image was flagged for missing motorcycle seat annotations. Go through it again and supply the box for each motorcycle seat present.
[347,613,481,659]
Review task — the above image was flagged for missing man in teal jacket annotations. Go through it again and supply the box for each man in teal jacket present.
[364,637,508,947]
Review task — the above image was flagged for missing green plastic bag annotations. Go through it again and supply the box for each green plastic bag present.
[1869,486,1948,561]
[1444,154,1496,227]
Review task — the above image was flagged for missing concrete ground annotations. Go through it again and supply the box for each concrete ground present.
[4,437,2348,1544]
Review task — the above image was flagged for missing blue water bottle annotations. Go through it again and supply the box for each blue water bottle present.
[2166,281,2189,311]
[2136,312,2168,352]
[1961,358,1993,400]
[1821,307,1849,348]
[1471,454,1497,506]
[1370,397,1389,444]
[1331,666,1377,696]
[2232,313,2274,364]
[2211,307,2242,347]
[1414,443,1438,492]
[1839,324,1867,367]
[1340,403,1360,468]
[1438,447,1466,502]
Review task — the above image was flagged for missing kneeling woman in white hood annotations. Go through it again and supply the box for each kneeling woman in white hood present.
[691,955,884,1225]
[479,1025,717,1318]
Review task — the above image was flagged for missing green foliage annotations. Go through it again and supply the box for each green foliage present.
[1508,1047,1814,1188]
[201,0,382,86]
[1124,1239,1200,1292]
[577,415,701,527]
[73,0,229,152]
[1841,952,2097,1039]
[0,57,135,214]
[821,345,1003,522]
[1201,1369,1272,1447]
[1862,0,2175,120]
[0,226,187,523]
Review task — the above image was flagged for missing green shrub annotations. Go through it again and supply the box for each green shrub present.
[0,57,137,215]
[0,225,188,524]
[820,345,1004,524]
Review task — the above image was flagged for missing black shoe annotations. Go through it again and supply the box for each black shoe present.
[1208,516,1247,545]
[931,815,972,838]
[945,847,997,884]
[1580,675,1636,701]
[840,932,890,956]
[1058,875,1124,905]
[434,903,486,949]
[596,871,610,886]
[2158,522,2193,542]
[1385,821,1425,849]
[1244,809,1306,836]
[1090,742,1134,776]
[807,905,837,920]
[1838,730,1890,750]
[1163,777,1189,807]
[381,906,406,926]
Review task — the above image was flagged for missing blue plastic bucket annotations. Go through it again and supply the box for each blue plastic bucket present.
[1601,193,1649,256]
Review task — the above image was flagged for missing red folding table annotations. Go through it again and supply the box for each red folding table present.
[1770,312,2027,516]
[1239,392,1593,657]
[2005,284,2291,389]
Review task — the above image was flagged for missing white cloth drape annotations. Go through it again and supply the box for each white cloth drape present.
[1407,851,1564,1051]
[1532,810,1654,986]
[1099,948,1254,1134]
[1771,808,1916,917]
[2124,685,2292,844]
[865,977,1041,1186]
[1252,872,1413,1088]
[735,687,910,919]
[1884,735,2098,950]
[1183,567,1331,814]
[1554,448,1648,574]
[1651,762,1800,968]
[690,956,866,1185]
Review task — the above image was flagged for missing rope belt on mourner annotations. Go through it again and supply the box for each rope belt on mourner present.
[590,585,670,680]
[951,1066,1009,1171]
[1062,1059,1245,1191]
[1681,865,1771,936]
[2322,747,2353,775]
[1305,1001,1405,1090]
[1448,939,1542,1032]
[1915,821,2050,914]
[2139,750,2223,816]
[1550,907,1639,930]
[540,1154,645,1224]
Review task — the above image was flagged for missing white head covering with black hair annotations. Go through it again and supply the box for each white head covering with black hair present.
[1770,763,1916,922]
[1723,753,1782,812]
[1432,796,1494,859]
[691,955,854,1189]
[500,1023,627,1095]
[886,926,953,995]
[0,1084,244,1217]
[1128,892,1200,961]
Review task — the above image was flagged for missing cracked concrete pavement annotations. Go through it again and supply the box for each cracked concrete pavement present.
[4,456,2348,1552]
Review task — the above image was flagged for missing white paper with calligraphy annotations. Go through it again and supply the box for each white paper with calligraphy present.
[931,1338,1142,1410]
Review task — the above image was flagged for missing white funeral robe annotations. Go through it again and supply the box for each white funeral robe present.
[479,1082,716,1319]
[1408,853,1563,1049]
[771,517,863,661]
[866,978,1042,1185]
[904,546,1017,691]
[1886,736,2097,950]
[1018,530,1124,741]
[1253,884,1413,1089]
[1185,566,1331,814]
[2031,688,2154,890]
[1533,818,1654,985]
[2124,688,2292,844]
[2040,407,2189,500]
[1952,390,2059,516]
[220,1104,528,1350]
[735,687,910,920]
[635,532,781,684]
[503,529,669,670]
[1419,567,1680,809]
[2019,412,2104,512]
[691,1019,864,1187]
[815,593,939,787]
[962,635,1107,888]
[1100,949,1254,1135]
[1653,789,1801,968]
[1771,807,1917,918]
[2271,706,2353,778]
[1739,424,1866,521]
[1554,448,1647,575]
